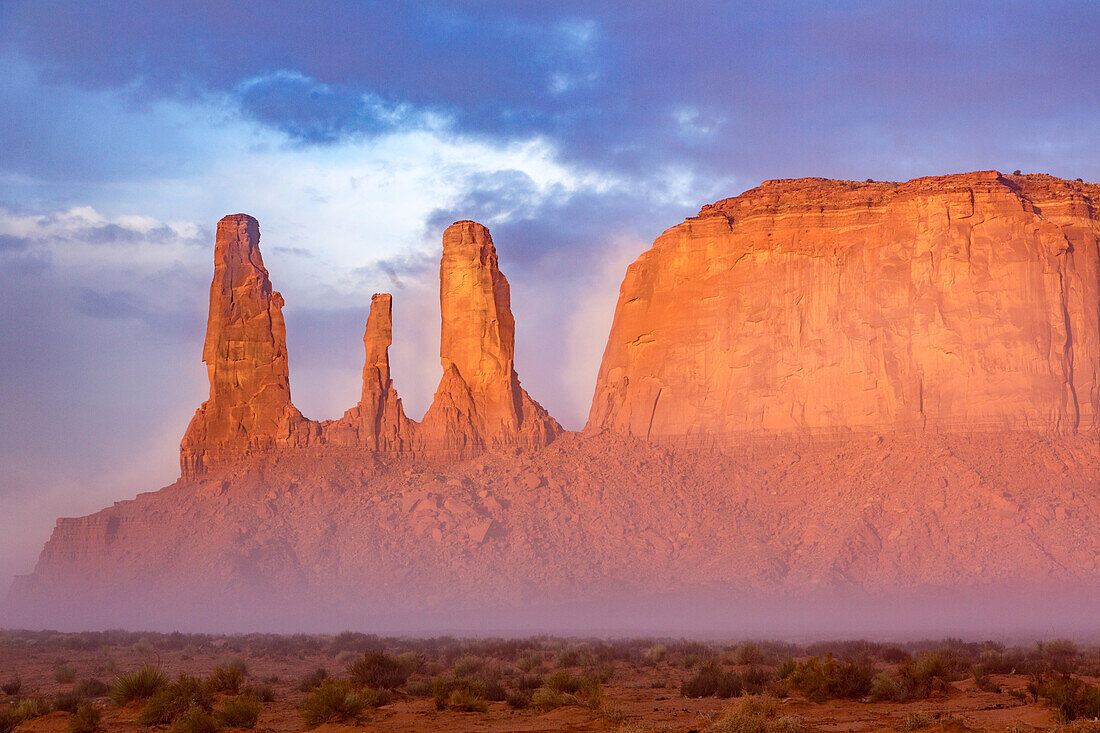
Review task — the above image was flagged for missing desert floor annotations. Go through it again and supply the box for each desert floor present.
[1,631,1097,732]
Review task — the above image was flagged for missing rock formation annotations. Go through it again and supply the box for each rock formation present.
[180,214,314,475]
[181,216,557,474]
[330,293,415,450]
[588,172,1099,440]
[419,221,561,450]
[9,171,1100,632]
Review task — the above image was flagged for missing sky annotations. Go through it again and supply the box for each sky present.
[1,0,1099,591]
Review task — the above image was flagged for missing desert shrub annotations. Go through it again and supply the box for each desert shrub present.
[347,651,410,689]
[209,663,245,694]
[69,701,103,733]
[138,674,214,726]
[240,684,275,703]
[584,659,616,683]
[451,655,484,677]
[643,644,667,665]
[1,676,21,696]
[74,679,110,698]
[1038,641,1080,675]
[296,667,328,692]
[55,664,78,684]
[1032,675,1100,722]
[530,686,567,711]
[741,665,776,694]
[14,696,53,720]
[214,695,262,729]
[704,694,805,733]
[881,647,911,664]
[54,690,85,713]
[506,690,530,708]
[0,710,18,733]
[171,705,220,733]
[110,666,167,705]
[971,665,1000,693]
[448,687,489,712]
[514,674,544,691]
[733,643,766,666]
[899,652,956,697]
[480,678,507,701]
[518,653,544,672]
[786,656,873,701]
[900,712,938,730]
[869,672,908,702]
[404,678,433,697]
[681,662,743,699]
[299,679,365,727]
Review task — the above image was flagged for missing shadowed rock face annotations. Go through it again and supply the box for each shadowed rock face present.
[588,172,1100,439]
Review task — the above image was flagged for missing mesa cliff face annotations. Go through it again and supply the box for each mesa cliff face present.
[8,171,1100,632]
[588,172,1100,439]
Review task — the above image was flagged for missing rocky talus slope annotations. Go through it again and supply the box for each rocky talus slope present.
[8,172,1099,631]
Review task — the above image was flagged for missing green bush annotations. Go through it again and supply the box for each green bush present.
[347,651,410,689]
[138,675,214,726]
[109,667,167,705]
[214,695,262,729]
[14,696,52,720]
[68,702,103,733]
[171,705,220,733]
[298,679,365,728]
[530,686,567,711]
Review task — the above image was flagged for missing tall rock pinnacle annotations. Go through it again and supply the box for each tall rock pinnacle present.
[354,293,414,449]
[180,214,308,474]
[420,221,560,450]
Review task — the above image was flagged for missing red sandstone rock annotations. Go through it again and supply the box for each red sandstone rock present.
[419,221,561,450]
[588,172,1100,439]
[180,215,314,475]
[333,293,415,450]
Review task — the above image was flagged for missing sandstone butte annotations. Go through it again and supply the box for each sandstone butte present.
[7,171,1099,633]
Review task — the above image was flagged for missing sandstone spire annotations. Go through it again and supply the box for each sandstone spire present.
[355,293,414,450]
[419,221,560,450]
[180,214,309,474]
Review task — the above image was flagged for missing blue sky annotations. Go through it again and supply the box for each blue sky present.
[2,0,1099,587]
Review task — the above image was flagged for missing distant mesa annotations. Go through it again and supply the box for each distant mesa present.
[8,171,1099,631]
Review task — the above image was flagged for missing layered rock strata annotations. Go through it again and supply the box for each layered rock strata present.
[588,172,1100,440]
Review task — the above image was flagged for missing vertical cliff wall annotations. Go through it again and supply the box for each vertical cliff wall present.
[588,172,1100,439]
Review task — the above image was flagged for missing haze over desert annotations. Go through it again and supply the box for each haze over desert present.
[1,2,1098,732]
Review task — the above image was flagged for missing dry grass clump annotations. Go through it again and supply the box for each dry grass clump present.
[55,664,77,684]
[74,678,109,698]
[869,651,958,702]
[109,666,167,705]
[296,667,328,692]
[171,705,219,733]
[1,676,22,696]
[208,659,247,693]
[704,694,805,733]
[530,671,602,711]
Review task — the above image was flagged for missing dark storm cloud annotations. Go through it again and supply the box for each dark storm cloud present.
[5,0,1098,187]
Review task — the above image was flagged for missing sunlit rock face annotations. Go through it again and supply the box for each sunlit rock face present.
[419,220,561,451]
[179,214,313,476]
[588,172,1099,440]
